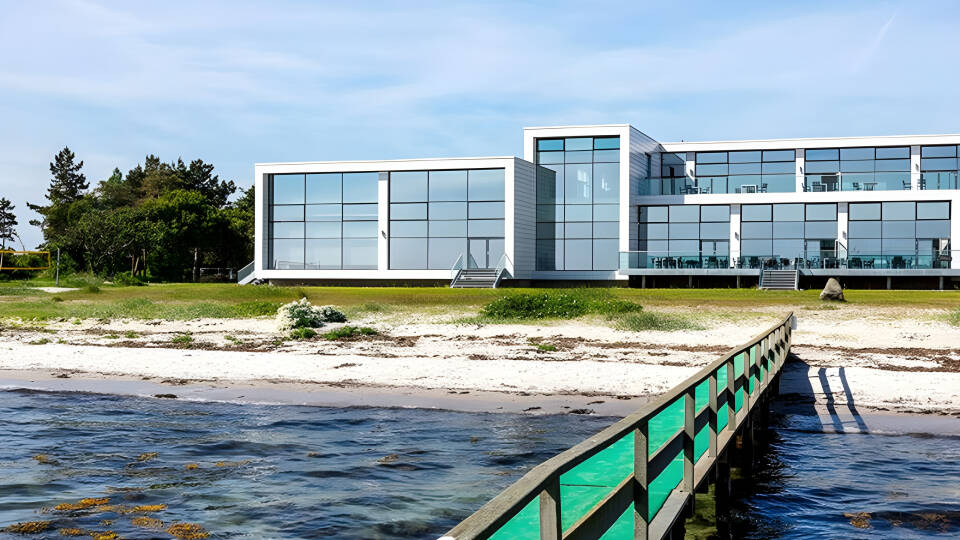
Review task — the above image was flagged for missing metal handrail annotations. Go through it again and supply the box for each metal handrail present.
[492,253,511,288]
[442,312,794,540]
[237,261,255,284]
[450,253,465,287]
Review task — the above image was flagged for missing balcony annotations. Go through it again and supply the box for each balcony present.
[803,172,911,192]
[619,250,957,272]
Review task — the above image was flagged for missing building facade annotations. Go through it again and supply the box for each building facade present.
[249,125,960,288]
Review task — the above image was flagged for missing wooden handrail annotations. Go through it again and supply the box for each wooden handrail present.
[442,312,794,540]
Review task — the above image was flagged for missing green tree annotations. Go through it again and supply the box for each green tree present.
[0,197,17,250]
[27,146,90,246]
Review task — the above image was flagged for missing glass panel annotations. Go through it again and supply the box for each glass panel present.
[840,160,874,173]
[272,205,304,221]
[916,220,950,238]
[875,159,910,172]
[430,220,467,237]
[565,137,592,151]
[489,239,506,268]
[593,137,619,150]
[343,221,377,238]
[272,174,305,204]
[469,201,505,219]
[537,222,562,239]
[668,239,698,253]
[305,222,341,238]
[305,204,341,221]
[428,238,467,270]
[343,204,378,220]
[696,163,727,176]
[390,203,427,220]
[696,152,726,164]
[761,161,794,174]
[917,202,950,220]
[390,238,427,269]
[566,205,592,221]
[805,148,839,161]
[805,203,837,221]
[537,139,563,151]
[639,223,669,240]
[306,173,342,204]
[849,203,881,221]
[669,223,699,239]
[882,221,916,238]
[729,162,761,175]
[773,239,804,258]
[593,222,618,238]
[468,169,505,201]
[669,205,700,222]
[592,239,618,270]
[538,151,564,164]
[430,201,467,220]
[805,160,839,174]
[921,157,959,171]
[742,205,772,222]
[763,175,797,193]
[564,150,593,163]
[342,238,377,269]
[700,223,729,240]
[639,206,668,222]
[537,204,563,222]
[593,204,619,221]
[429,170,468,201]
[741,239,772,256]
[728,151,761,163]
[593,150,620,162]
[773,221,803,239]
[565,164,592,204]
[565,222,592,239]
[536,239,563,270]
[773,204,804,222]
[272,222,304,238]
[840,147,875,160]
[468,219,504,237]
[305,239,340,269]
[741,222,772,239]
[763,150,795,162]
[882,202,916,220]
[921,145,957,158]
[875,147,909,159]
[849,238,881,254]
[537,165,562,203]
[804,221,837,239]
[390,171,428,202]
[700,205,730,222]
[342,172,379,203]
[272,239,304,269]
[390,220,427,237]
[564,239,592,270]
[593,163,619,203]
[848,221,881,238]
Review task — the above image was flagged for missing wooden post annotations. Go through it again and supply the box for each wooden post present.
[715,450,732,539]
[683,387,696,515]
[540,478,562,540]
[726,358,736,431]
[742,350,750,414]
[634,423,649,540]
[708,371,718,460]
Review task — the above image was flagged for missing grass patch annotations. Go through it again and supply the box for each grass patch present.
[289,327,317,340]
[322,326,378,340]
[617,312,704,332]
[480,289,642,320]
[533,342,557,352]
[949,308,960,326]
[28,338,52,345]
[170,333,193,345]
[124,331,139,338]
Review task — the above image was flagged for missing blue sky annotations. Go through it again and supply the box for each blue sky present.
[2,0,958,248]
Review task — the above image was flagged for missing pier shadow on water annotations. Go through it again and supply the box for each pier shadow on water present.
[681,353,960,539]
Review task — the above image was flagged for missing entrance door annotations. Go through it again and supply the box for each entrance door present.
[468,238,504,269]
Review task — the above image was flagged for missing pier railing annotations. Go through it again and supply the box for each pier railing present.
[442,312,794,540]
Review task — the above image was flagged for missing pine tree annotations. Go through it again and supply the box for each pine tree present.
[46,146,88,205]
[0,197,17,250]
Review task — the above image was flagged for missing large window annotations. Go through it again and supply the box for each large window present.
[635,205,730,268]
[694,150,796,194]
[536,136,620,271]
[920,145,959,190]
[848,201,951,268]
[804,147,910,192]
[740,204,837,268]
[389,169,505,270]
[269,172,379,270]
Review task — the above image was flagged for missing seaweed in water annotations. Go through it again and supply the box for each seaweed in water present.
[54,497,109,511]
[131,516,164,529]
[130,504,167,513]
[4,521,52,533]
[58,528,86,536]
[167,523,210,539]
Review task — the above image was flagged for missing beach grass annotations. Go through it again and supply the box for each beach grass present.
[0,280,958,321]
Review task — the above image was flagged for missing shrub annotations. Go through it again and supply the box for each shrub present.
[83,283,101,294]
[290,327,317,340]
[170,333,194,345]
[322,326,377,340]
[276,299,347,331]
[535,343,557,352]
[480,290,643,320]
[112,271,146,287]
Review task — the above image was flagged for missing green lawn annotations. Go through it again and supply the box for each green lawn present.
[0,281,957,321]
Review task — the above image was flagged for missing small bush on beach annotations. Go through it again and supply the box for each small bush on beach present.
[112,272,146,287]
[617,312,702,332]
[289,327,317,340]
[276,298,347,331]
[480,290,642,320]
[322,326,377,340]
[535,343,557,352]
[170,333,193,345]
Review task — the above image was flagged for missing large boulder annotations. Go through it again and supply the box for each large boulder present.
[820,278,845,301]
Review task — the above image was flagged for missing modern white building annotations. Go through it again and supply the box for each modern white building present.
[243,124,960,289]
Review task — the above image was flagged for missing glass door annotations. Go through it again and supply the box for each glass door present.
[468,238,505,269]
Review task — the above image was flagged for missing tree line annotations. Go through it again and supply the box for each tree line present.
[14,146,254,281]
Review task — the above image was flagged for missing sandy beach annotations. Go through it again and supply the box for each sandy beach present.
[1,304,959,416]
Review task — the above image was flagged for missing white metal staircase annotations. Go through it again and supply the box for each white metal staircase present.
[450,253,511,288]
[759,268,799,290]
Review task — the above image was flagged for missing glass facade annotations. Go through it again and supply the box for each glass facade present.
[695,150,796,194]
[740,204,838,268]
[848,201,951,268]
[389,169,505,270]
[269,172,379,270]
[536,136,620,271]
[920,145,960,190]
[634,205,731,268]
[804,147,910,192]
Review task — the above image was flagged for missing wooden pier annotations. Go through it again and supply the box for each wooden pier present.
[442,312,795,540]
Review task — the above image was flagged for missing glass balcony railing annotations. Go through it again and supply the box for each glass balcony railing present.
[619,250,957,271]
[921,172,959,190]
[803,172,911,192]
